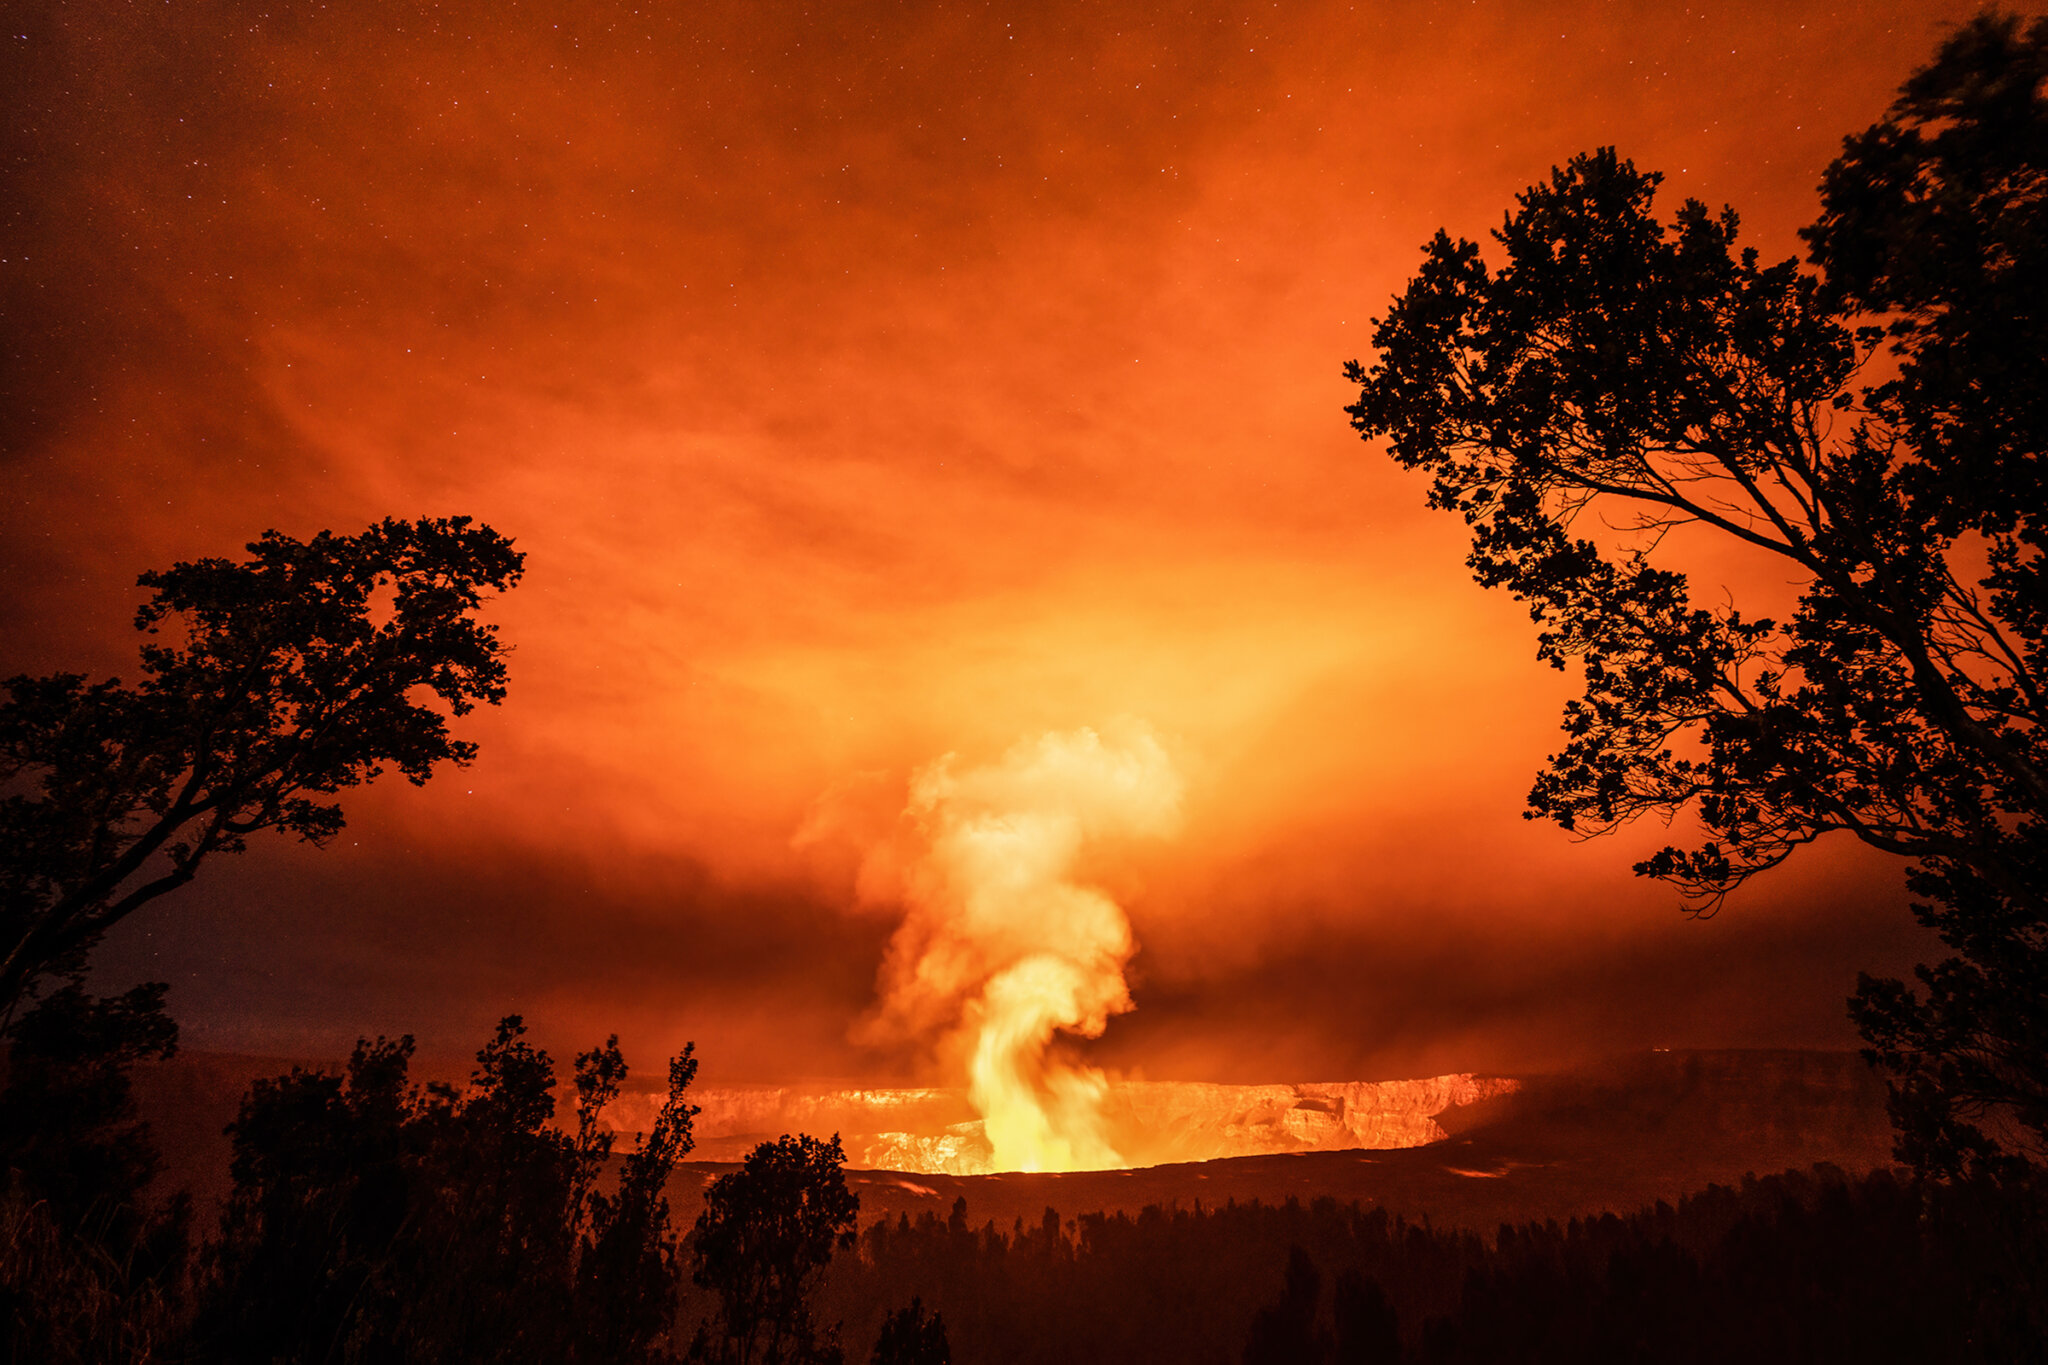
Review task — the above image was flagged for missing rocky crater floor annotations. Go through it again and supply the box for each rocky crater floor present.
[668,1074,1521,1172]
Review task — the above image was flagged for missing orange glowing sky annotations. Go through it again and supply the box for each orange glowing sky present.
[4,0,2011,1085]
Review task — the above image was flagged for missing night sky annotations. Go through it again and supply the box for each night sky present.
[3,0,2001,1090]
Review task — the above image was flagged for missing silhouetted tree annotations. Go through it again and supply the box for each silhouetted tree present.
[196,1016,696,1364]
[1801,14,2048,1183]
[576,1043,702,1360]
[0,984,180,1246]
[1344,13,2048,1176]
[0,516,524,1354]
[691,1132,861,1365]
[195,1035,422,1360]
[0,983,188,1362]
[1243,1244,1332,1365]
[870,1297,950,1365]
[1332,1268,1400,1365]
[828,1170,2042,1364]
[0,515,524,1024]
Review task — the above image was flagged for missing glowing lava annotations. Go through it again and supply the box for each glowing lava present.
[665,1074,1524,1173]
[866,725,1182,1172]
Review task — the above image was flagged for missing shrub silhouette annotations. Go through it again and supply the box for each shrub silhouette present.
[690,1132,860,1365]
[1345,10,2048,1176]
[196,1016,696,1364]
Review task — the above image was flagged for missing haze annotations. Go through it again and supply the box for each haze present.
[2,0,1982,1093]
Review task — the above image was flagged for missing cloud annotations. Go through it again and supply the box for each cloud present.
[18,0,1970,1087]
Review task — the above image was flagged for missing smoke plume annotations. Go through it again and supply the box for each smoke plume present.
[865,724,1182,1172]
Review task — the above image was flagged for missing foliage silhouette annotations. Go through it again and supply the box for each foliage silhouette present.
[0,515,523,1024]
[0,516,522,1358]
[1331,1267,1400,1365]
[1343,12,2048,1175]
[0,984,180,1243]
[869,1296,950,1365]
[0,983,188,1363]
[820,1168,2046,1365]
[1,1182,183,1364]
[1242,1243,1333,1365]
[690,1132,860,1365]
[196,1016,697,1364]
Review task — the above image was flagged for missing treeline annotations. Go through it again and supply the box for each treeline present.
[820,1165,2048,1365]
[0,1006,885,1364]
[8,999,2048,1363]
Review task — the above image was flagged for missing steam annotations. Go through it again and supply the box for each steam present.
[866,724,1181,1172]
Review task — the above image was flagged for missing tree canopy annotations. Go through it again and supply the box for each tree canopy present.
[0,515,524,1021]
[1344,13,2046,1175]
[197,1016,699,1364]
[870,1297,951,1365]
[692,1132,861,1365]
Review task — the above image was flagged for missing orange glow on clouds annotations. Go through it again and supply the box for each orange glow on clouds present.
[3,0,1999,1084]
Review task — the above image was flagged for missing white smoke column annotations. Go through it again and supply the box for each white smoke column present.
[870,724,1181,1173]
